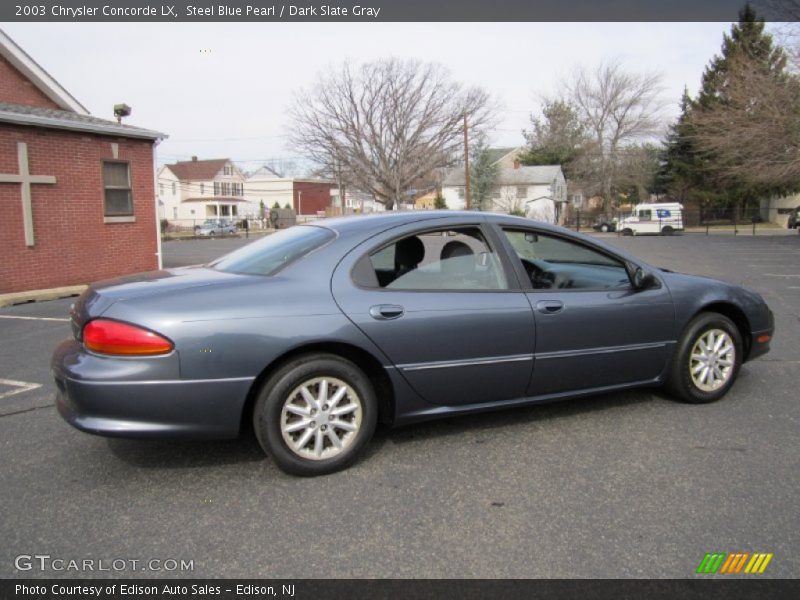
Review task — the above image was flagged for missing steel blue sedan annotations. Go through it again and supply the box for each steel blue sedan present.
[52,212,774,475]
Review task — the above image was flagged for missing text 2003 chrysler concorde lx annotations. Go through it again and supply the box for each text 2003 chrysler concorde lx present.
[52,212,774,475]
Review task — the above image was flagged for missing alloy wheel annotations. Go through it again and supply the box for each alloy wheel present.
[280,377,363,461]
[689,329,735,392]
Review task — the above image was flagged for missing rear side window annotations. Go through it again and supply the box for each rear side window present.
[211,226,334,275]
[357,227,508,290]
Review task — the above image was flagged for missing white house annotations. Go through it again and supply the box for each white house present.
[158,157,251,224]
[244,166,335,217]
[759,193,800,227]
[443,157,567,223]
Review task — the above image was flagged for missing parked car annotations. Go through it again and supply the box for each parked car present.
[195,219,237,236]
[787,206,800,230]
[53,211,774,476]
[592,218,617,233]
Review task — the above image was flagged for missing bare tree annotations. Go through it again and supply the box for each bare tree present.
[564,60,665,211]
[689,52,800,189]
[288,58,494,209]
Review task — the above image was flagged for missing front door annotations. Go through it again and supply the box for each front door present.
[497,227,675,396]
[332,223,535,407]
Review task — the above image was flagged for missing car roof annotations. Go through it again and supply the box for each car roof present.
[314,210,559,234]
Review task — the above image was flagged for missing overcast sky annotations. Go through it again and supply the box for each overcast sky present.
[5,22,739,172]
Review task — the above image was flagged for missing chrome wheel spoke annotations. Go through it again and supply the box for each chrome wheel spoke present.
[318,379,328,405]
[332,420,357,432]
[294,427,314,450]
[329,386,347,407]
[285,419,311,433]
[285,404,311,417]
[300,386,319,410]
[331,403,358,416]
[313,429,324,457]
[326,429,342,449]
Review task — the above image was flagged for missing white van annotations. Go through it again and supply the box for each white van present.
[618,202,684,235]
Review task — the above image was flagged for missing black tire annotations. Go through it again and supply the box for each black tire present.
[600,224,609,232]
[666,312,743,404]
[253,353,378,476]
[662,226,674,236]
[621,228,633,236]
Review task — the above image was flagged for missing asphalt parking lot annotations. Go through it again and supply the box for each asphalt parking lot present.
[1,232,798,579]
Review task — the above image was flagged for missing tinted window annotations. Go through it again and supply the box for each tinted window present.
[503,229,629,290]
[211,225,334,275]
[365,227,507,290]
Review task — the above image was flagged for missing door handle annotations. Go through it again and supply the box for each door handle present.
[535,300,564,314]
[369,304,405,320]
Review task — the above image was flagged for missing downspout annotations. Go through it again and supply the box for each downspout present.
[152,139,163,270]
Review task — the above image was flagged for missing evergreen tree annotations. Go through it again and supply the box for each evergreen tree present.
[470,136,499,211]
[686,4,793,207]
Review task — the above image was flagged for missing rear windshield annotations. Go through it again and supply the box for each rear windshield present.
[210,225,335,275]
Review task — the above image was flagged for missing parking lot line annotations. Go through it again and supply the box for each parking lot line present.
[764,273,800,278]
[0,378,42,400]
[0,315,69,322]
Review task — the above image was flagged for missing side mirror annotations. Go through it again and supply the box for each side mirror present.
[631,266,658,291]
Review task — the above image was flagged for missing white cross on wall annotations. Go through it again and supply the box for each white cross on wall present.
[0,142,57,246]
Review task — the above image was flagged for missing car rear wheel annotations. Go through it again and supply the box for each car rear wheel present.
[621,228,633,236]
[253,353,377,476]
[662,226,674,235]
[667,312,742,404]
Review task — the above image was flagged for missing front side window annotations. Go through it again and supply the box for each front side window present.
[502,229,629,290]
[103,161,133,216]
[211,225,334,275]
[361,227,507,291]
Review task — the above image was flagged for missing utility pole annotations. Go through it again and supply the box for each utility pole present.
[463,112,471,210]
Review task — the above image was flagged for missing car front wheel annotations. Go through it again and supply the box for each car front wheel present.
[667,312,743,403]
[253,353,377,476]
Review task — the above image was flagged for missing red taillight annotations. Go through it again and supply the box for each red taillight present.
[83,319,173,356]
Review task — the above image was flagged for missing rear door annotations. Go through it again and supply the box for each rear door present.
[332,220,535,407]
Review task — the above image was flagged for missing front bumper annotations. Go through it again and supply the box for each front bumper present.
[747,309,775,361]
[52,339,254,439]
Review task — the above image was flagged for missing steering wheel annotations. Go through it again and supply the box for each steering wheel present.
[520,258,555,289]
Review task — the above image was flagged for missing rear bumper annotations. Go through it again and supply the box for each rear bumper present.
[52,339,253,439]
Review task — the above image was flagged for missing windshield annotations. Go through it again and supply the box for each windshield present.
[210,225,335,275]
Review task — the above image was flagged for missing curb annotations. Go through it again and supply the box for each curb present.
[0,285,87,308]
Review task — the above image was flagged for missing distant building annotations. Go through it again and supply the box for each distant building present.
[0,29,165,295]
[443,157,567,223]
[245,167,334,216]
[158,157,250,224]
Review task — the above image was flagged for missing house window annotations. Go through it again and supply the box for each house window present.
[457,188,465,199]
[516,186,528,199]
[200,183,204,195]
[102,161,133,216]
[172,207,177,219]
[172,182,176,195]
[159,183,164,196]
[223,165,232,176]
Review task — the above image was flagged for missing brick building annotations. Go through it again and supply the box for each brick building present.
[0,30,165,295]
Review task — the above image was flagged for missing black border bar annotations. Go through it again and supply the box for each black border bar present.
[1,0,794,23]
[4,579,800,600]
